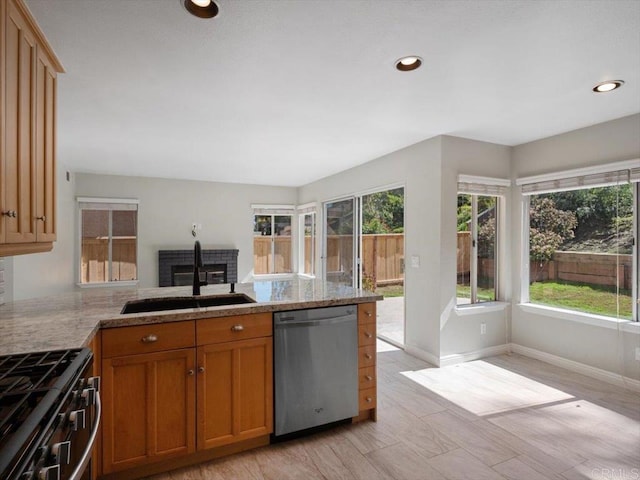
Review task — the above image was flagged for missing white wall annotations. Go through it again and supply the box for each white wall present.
[299,136,444,361]
[439,136,512,357]
[511,114,640,381]
[74,174,298,289]
[298,135,513,363]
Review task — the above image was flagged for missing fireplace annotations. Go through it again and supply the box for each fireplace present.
[159,248,238,287]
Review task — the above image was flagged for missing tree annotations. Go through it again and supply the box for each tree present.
[529,197,577,281]
[362,188,404,234]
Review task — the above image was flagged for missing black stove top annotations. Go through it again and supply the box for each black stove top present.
[0,348,93,479]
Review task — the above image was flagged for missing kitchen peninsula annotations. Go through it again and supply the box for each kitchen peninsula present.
[0,278,381,480]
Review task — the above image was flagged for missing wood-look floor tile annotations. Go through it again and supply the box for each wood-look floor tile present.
[488,409,588,469]
[427,448,507,480]
[422,410,518,466]
[493,457,556,480]
[365,442,447,480]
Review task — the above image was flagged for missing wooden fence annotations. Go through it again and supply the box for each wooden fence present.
[456,232,633,289]
[81,237,137,283]
[253,233,404,285]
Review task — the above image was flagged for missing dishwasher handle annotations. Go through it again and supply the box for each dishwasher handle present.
[274,313,356,328]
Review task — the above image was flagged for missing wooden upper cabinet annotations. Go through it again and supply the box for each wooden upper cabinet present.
[0,0,63,255]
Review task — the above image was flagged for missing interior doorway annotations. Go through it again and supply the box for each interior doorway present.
[323,187,405,346]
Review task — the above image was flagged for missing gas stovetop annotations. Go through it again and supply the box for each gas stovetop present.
[0,349,93,478]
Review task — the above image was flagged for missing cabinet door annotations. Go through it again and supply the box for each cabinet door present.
[197,337,273,450]
[34,48,56,242]
[102,349,196,474]
[2,0,37,244]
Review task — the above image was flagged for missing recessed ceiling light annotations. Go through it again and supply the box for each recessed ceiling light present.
[592,80,624,93]
[183,0,219,19]
[395,56,422,72]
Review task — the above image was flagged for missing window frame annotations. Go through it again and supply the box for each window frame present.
[298,207,316,277]
[76,197,139,287]
[251,205,295,276]
[517,160,640,322]
[456,175,509,307]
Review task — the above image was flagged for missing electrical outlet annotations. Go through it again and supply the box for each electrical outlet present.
[636,347,640,362]
[411,255,420,268]
[480,323,486,335]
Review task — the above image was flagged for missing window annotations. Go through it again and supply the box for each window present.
[252,205,294,275]
[518,163,640,321]
[456,176,508,305]
[78,198,138,285]
[299,210,316,276]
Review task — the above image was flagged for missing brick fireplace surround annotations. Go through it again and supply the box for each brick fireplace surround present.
[158,248,238,287]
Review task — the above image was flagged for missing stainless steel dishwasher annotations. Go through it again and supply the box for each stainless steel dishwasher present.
[274,305,359,437]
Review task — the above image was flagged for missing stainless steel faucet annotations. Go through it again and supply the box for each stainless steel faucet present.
[193,240,207,296]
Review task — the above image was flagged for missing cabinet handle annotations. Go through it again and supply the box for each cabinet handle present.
[364,353,372,360]
[365,375,373,381]
[231,325,244,332]
[198,366,205,373]
[187,369,195,376]
[365,396,373,403]
[365,311,373,317]
[141,334,158,343]
[365,332,373,338]
[2,210,16,218]
[36,215,46,222]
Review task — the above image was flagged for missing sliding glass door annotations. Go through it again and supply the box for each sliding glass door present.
[323,198,357,287]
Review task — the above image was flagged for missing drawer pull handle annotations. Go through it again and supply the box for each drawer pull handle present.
[365,375,373,381]
[141,334,158,343]
[366,396,373,403]
[187,369,195,376]
[364,353,372,360]
[365,332,373,338]
[231,325,244,332]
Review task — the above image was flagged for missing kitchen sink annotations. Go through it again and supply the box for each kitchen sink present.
[121,293,256,314]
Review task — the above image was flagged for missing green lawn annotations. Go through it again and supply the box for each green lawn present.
[375,284,404,297]
[456,285,495,302]
[529,281,632,319]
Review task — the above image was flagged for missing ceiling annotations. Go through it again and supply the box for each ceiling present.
[24,0,640,187]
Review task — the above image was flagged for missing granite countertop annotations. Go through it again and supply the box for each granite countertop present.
[0,278,382,356]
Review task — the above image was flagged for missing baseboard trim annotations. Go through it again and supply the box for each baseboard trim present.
[439,344,511,367]
[404,345,440,366]
[511,343,640,393]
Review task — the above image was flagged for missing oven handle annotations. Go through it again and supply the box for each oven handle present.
[69,390,101,480]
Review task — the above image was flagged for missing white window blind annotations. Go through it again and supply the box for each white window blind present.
[77,197,138,211]
[457,175,510,196]
[517,161,640,196]
[251,204,295,215]
[296,202,316,214]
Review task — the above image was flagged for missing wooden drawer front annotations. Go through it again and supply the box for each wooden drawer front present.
[358,322,376,346]
[358,366,376,390]
[358,302,376,325]
[359,387,377,410]
[358,345,376,369]
[197,313,272,345]
[102,321,195,358]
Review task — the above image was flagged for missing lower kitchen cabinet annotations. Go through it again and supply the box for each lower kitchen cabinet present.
[197,337,273,450]
[99,314,273,478]
[101,348,196,474]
